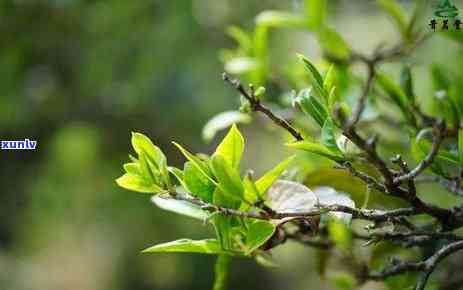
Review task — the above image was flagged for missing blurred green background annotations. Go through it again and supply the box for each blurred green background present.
[1,1,463,289]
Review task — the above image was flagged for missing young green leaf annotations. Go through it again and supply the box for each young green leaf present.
[132,132,170,188]
[328,219,352,252]
[256,155,296,197]
[168,166,186,188]
[142,239,241,255]
[151,195,209,220]
[123,162,141,176]
[211,154,244,201]
[116,173,164,194]
[131,132,166,170]
[321,118,341,154]
[255,10,307,28]
[297,54,327,101]
[243,175,261,205]
[224,57,258,74]
[378,0,407,37]
[202,111,252,142]
[400,66,415,103]
[184,161,215,203]
[214,124,245,169]
[295,88,329,127]
[245,220,276,255]
[212,213,234,250]
[305,0,326,30]
[323,64,336,93]
[172,142,215,182]
[213,255,232,290]
[287,141,344,162]
[376,73,409,114]
[317,26,351,61]
[226,26,252,53]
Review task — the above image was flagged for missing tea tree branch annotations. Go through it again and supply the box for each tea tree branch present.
[222,73,303,141]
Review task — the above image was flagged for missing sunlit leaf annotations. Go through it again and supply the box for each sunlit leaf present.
[305,0,326,30]
[151,195,209,220]
[329,271,358,290]
[255,10,307,28]
[295,88,328,127]
[376,73,409,115]
[287,141,344,162]
[211,154,244,201]
[224,57,258,74]
[328,219,352,252]
[214,124,245,169]
[321,118,341,154]
[318,26,351,61]
[245,220,276,255]
[172,142,215,182]
[142,239,241,255]
[266,180,318,213]
[297,54,327,101]
[378,0,407,38]
[243,175,261,205]
[256,156,296,198]
[123,162,141,175]
[184,162,215,203]
[226,26,252,53]
[116,173,164,194]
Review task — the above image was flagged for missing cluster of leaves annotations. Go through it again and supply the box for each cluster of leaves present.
[117,1,463,290]
[117,126,354,259]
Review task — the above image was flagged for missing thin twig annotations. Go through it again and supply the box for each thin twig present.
[222,73,303,141]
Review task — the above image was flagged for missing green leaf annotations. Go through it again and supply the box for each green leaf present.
[305,0,326,30]
[256,155,295,197]
[318,26,351,61]
[142,239,241,255]
[203,111,251,143]
[378,0,407,37]
[184,162,215,203]
[211,206,234,249]
[243,175,261,205]
[255,10,307,28]
[224,57,258,74]
[213,255,232,290]
[400,66,415,103]
[226,26,252,53]
[323,64,336,93]
[214,124,245,169]
[151,195,209,220]
[459,129,463,166]
[172,142,215,182]
[297,54,326,101]
[123,162,141,175]
[245,220,276,255]
[131,132,170,187]
[328,219,352,252]
[376,73,409,113]
[321,118,340,154]
[329,271,358,290]
[168,166,186,188]
[131,132,166,170]
[296,88,329,127]
[116,173,164,194]
[287,141,344,162]
[211,154,244,201]
[431,65,451,91]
